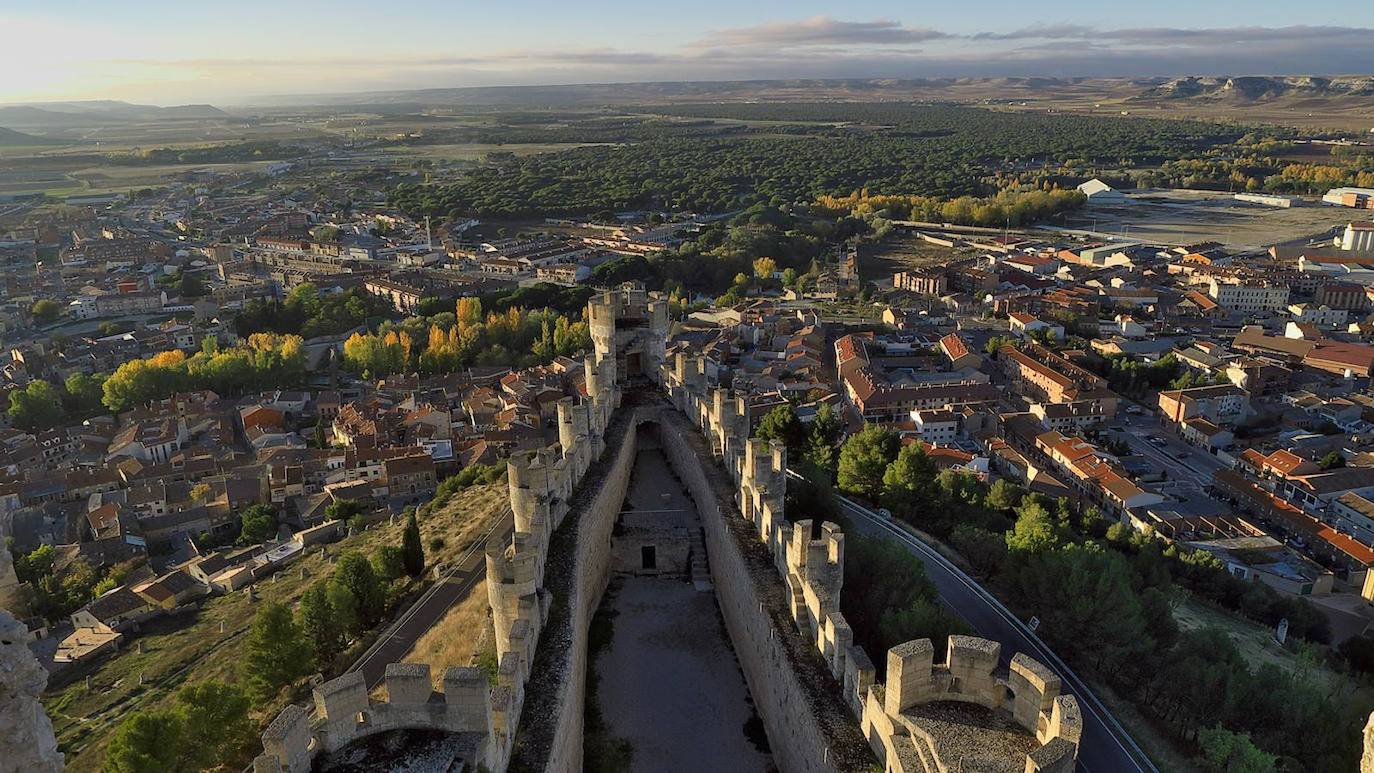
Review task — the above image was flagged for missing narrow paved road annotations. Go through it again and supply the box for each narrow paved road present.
[810,480,1157,773]
[350,509,514,689]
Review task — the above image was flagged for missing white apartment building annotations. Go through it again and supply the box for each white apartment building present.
[911,409,960,445]
[1339,222,1374,252]
[1207,278,1290,313]
[1288,303,1349,328]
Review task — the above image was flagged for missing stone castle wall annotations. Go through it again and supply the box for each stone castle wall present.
[662,351,1082,773]
[258,290,1080,773]
[656,414,873,772]
[255,664,494,773]
[257,291,637,773]
[537,412,641,770]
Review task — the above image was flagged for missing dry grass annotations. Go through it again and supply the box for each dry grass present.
[420,482,507,569]
[403,580,492,689]
[1172,596,1353,691]
[43,481,507,772]
[861,237,973,281]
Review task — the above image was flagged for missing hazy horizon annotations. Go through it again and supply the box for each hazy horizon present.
[6,2,1374,106]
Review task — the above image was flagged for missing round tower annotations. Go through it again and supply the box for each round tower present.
[646,297,670,377]
[588,292,617,367]
[556,398,578,458]
[507,452,549,535]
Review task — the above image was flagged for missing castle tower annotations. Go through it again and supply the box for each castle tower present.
[485,534,541,660]
[507,451,551,540]
[710,389,735,462]
[588,291,617,368]
[556,398,591,479]
[645,297,670,380]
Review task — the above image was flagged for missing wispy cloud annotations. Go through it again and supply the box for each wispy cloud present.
[974,23,1374,46]
[693,16,948,49]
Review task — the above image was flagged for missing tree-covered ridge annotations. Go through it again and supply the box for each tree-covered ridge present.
[389,104,1248,219]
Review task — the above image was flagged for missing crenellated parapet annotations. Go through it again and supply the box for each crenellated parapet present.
[589,286,670,383]
[865,636,1082,773]
[253,665,499,773]
[664,351,1082,773]
[257,302,643,773]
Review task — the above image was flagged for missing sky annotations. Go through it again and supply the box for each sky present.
[4,1,1374,105]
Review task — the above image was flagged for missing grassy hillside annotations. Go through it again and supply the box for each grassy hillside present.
[0,126,57,146]
[43,481,507,772]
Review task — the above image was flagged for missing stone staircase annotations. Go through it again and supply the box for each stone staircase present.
[690,527,713,591]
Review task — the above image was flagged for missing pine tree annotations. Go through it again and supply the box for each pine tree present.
[402,512,425,577]
[242,602,312,702]
[298,582,343,667]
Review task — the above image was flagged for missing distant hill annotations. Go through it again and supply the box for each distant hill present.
[0,126,57,146]
[240,76,1374,127]
[0,101,230,131]
[1136,76,1374,102]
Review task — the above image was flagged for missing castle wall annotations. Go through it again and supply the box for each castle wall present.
[663,351,1082,773]
[657,414,871,773]
[538,414,641,771]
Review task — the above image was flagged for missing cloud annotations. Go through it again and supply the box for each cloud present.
[12,16,1374,104]
[972,24,1097,41]
[975,23,1374,46]
[694,16,948,49]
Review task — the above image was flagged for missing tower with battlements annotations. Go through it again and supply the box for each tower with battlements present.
[587,285,670,383]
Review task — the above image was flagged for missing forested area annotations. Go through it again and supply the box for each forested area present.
[103,140,306,166]
[389,105,1247,220]
[773,415,1371,771]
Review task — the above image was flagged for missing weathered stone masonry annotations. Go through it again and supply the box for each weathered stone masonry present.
[255,344,625,773]
[664,351,1083,773]
[255,287,1081,773]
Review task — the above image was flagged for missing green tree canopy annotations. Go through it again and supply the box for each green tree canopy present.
[31,298,61,322]
[837,424,899,502]
[298,582,344,667]
[7,380,65,431]
[242,602,312,702]
[402,512,425,577]
[238,504,278,545]
[103,710,185,773]
[755,403,805,451]
[329,551,385,634]
[881,443,938,516]
[802,403,842,475]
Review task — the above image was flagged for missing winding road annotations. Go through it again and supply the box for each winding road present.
[797,474,1159,773]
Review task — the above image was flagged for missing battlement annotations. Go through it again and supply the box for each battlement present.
[253,665,497,773]
[590,286,669,383]
[257,298,638,773]
[663,352,1082,773]
[868,635,1082,773]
